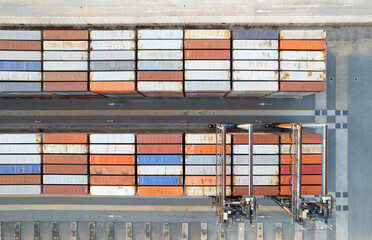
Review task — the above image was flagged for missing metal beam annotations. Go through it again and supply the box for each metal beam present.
[52,222,59,240]
[275,222,282,240]
[145,223,151,240]
[34,221,40,240]
[71,222,77,240]
[126,222,132,240]
[249,124,254,196]
[108,222,114,240]
[201,223,207,240]
[14,222,20,240]
[89,222,95,240]
[182,223,188,240]
[322,124,328,195]
[257,222,263,240]
[163,223,169,240]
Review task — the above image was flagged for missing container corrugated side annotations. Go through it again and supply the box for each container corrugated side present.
[90,41,135,50]
[185,176,231,186]
[0,175,41,185]
[233,155,279,165]
[185,30,230,39]
[0,82,42,92]
[90,155,135,165]
[185,166,231,175]
[185,60,230,70]
[280,61,326,71]
[137,176,183,185]
[0,165,41,174]
[137,71,183,81]
[233,176,279,186]
[43,175,88,185]
[90,30,135,40]
[137,186,183,196]
[42,133,88,144]
[0,51,42,61]
[43,30,89,40]
[0,30,41,40]
[185,186,231,196]
[136,133,183,144]
[90,51,135,61]
[43,155,87,165]
[137,61,183,70]
[137,82,183,92]
[233,71,278,81]
[89,134,135,144]
[233,166,279,175]
[0,185,41,195]
[43,51,88,61]
[233,50,278,60]
[280,71,326,81]
[137,166,183,175]
[0,144,41,154]
[233,61,278,71]
[0,134,41,143]
[90,61,135,71]
[0,155,41,164]
[0,72,41,81]
[43,61,88,71]
[138,40,183,50]
[233,145,279,154]
[233,30,278,40]
[42,144,88,154]
[279,30,326,39]
[280,144,322,154]
[0,41,41,51]
[138,29,183,39]
[43,185,88,195]
[90,186,135,196]
[230,82,278,92]
[137,155,183,165]
[233,40,278,50]
[184,81,230,92]
[90,165,135,175]
[43,41,88,51]
[90,176,135,185]
[279,51,326,61]
[43,72,88,81]
[138,50,183,60]
[185,133,232,144]
[90,71,135,81]
[89,145,135,154]
[185,71,230,81]
[0,62,41,71]
[185,155,231,165]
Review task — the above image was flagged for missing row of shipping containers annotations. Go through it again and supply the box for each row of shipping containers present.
[0,29,326,98]
[0,132,324,196]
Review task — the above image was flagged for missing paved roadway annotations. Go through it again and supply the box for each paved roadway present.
[0,0,372,25]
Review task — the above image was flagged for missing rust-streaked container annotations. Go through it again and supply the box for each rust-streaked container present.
[43,72,88,82]
[184,40,230,49]
[136,133,183,144]
[280,185,322,195]
[233,133,279,144]
[0,40,41,51]
[280,134,322,144]
[43,165,87,174]
[279,82,325,92]
[137,145,183,154]
[90,176,135,185]
[43,134,88,144]
[185,50,230,60]
[42,155,87,164]
[279,40,326,50]
[0,175,41,184]
[280,175,322,185]
[90,155,135,165]
[43,30,89,40]
[43,185,88,195]
[137,71,183,81]
[185,145,231,155]
[185,176,231,186]
[280,155,322,165]
[232,186,279,196]
[43,82,88,92]
[137,186,183,196]
[90,81,136,93]
[90,165,135,175]
[280,165,322,175]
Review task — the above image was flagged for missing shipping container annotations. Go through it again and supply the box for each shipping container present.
[42,155,87,165]
[279,82,325,92]
[90,81,136,93]
[43,51,88,61]
[280,155,322,165]
[233,71,278,81]
[233,30,278,40]
[0,72,41,81]
[185,133,232,144]
[89,145,135,154]
[43,134,88,143]
[233,166,278,175]
[233,155,279,165]
[43,30,89,40]
[185,186,231,196]
[43,185,88,195]
[138,30,183,39]
[233,186,279,196]
[0,61,41,71]
[185,144,231,155]
[138,40,182,50]
[0,51,42,61]
[43,82,88,92]
[280,175,322,185]
[185,50,230,60]
[90,61,135,71]
[90,186,135,196]
[185,60,230,70]
[90,165,135,175]
[90,71,135,81]
[185,176,231,186]
[137,155,183,165]
[184,40,230,49]
[137,71,183,81]
[137,165,183,175]
[137,186,183,196]
[0,144,41,154]
[233,61,278,71]
[137,61,183,70]
[279,30,326,40]
[43,61,88,71]
[43,165,87,174]
[90,134,135,143]
[280,164,322,175]
[232,40,278,50]
[280,133,322,143]
[0,40,42,51]
[185,71,230,81]
[90,30,135,40]
[233,50,278,60]
[280,185,322,195]
[185,30,230,39]
[0,82,42,92]
[233,133,279,144]
[0,155,41,164]
[233,176,279,186]
[280,144,322,154]
[138,82,183,92]
[138,50,182,60]
[90,51,135,60]
[0,185,41,195]
[185,155,231,165]
[230,82,278,92]
[0,165,40,174]
[90,176,135,185]
[279,40,326,51]
[43,144,88,154]
[280,61,326,71]
[90,155,135,165]
[137,133,183,144]
[43,175,88,185]
[184,81,230,92]
[0,175,41,185]
[0,134,41,143]
[185,166,231,175]
[233,145,279,154]
[279,51,326,61]
[43,72,88,81]
[0,30,41,40]
[90,41,135,50]
[279,71,326,81]
[43,41,88,51]
[137,176,183,185]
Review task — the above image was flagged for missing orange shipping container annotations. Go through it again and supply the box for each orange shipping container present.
[0,175,41,185]
[137,71,183,81]
[280,155,322,165]
[42,155,87,164]
[184,40,230,49]
[43,165,87,174]
[137,186,183,196]
[90,176,135,185]
[280,175,322,185]
[185,50,230,60]
[280,185,322,195]
[43,72,88,82]
[90,155,135,165]
[280,134,322,144]
[43,185,88,195]
[43,30,89,40]
[0,40,41,51]
[233,133,279,144]
[90,81,136,93]
[279,82,325,92]
[185,176,231,186]
[137,144,183,154]
[185,145,231,155]
[43,82,88,92]
[233,186,279,196]
[43,134,88,144]
[136,133,183,144]
[90,165,135,175]
[280,40,326,51]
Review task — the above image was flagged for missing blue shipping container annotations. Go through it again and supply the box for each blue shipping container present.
[0,165,40,174]
[137,176,183,186]
[185,155,231,165]
[233,30,278,40]
[137,155,183,165]
[0,61,41,71]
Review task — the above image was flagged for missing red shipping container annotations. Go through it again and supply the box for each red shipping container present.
[185,50,230,60]
[137,71,183,81]
[43,185,88,195]
[90,155,135,165]
[232,186,279,196]
[184,40,230,49]
[43,30,89,40]
[0,175,41,185]
[137,144,183,154]
[280,134,322,144]
[42,155,88,164]
[43,165,87,174]
[280,185,322,195]
[137,186,183,196]
[185,145,231,155]
[43,72,88,82]
[280,165,322,175]
[280,175,322,185]
[136,133,183,144]
[90,176,135,185]
[280,155,322,165]
[90,165,135,175]
[233,133,279,144]
[43,134,88,143]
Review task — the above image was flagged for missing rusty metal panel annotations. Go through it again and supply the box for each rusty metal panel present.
[185,30,230,39]
[89,144,135,154]
[0,134,41,143]
[233,40,278,49]
[280,144,322,154]
[0,40,41,51]
[43,30,88,40]
[43,41,88,51]
[185,133,232,144]
[233,61,278,71]
[185,186,231,196]
[233,71,278,81]
[90,30,135,40]
[280,71,326,81]
[43,51,88,61]
[280,30,326,39]
[185,60,230,70]
[138,29,183,39]
[90,134,135,143]
[233,50,278,60]
[280,51,326,61]
[138,40,183,50]
[42,144,88,154]
[138,50,183,60]
[137,166,183,175]
[90,41,135,50]
[138,81,183,92]
[280,61,326,71]
[0,144,41,154]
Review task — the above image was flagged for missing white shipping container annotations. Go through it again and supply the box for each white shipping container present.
[280,144,323,154]
[90,41,135,50]
[0,185,41,195]
[233,155,279,165]
[89,144,135,154]
[90,51,135,60]
[43,175,88,185]
[89,134,135,144]
[43,41,88,51]
[0,72,41,81]
[233,50,278,60]
[233,166,279,175]
[233,40,278,50]
[0,144,41,154]
[90,186,135,196]
[185,81,230,92]
[280,71,326,81]
[233,145,279,154]
[233,176,279,186]
[137,166,183,175]
[0,155,41,164]
[185,133,231,144]
[233,71,278,81]
[0,134,41,143]
[231,82,278,92]
[138,29,183,39]
[43,61,88,71]
[233,61,278,71]
[137,61,183,70]
[280,30,326,39]
[185,60,230,70]
[0,30,41,40]
[280,61,326,71]
[42,144,88,154]
[138,40,183,50]
[185,186,231,196]
[43,51,88,61]
[90,30,135,40]
[138,81,183,92]
[90,71,135,81]
[0,51,41,61]
[138,50,183,60]
[279,51,326,61]
[185,166,231,175]
[185,30,230,39]
[185,155,231,165]
[185,71,230,81]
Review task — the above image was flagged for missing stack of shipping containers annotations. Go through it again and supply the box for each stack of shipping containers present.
[184,133,232,196]
[279,133,323,195]
[89,30,137,97]
[271,30,326,97]
[0,30,42,96]
[89,134,136,196]
[137,133,184,196]
[228,30,278,97]
[232,133,279,196]
[0,134,42,195]
[137,29,184,97]
[184,30,231,97]
[43,30,90,96]
[42,134,89,194]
